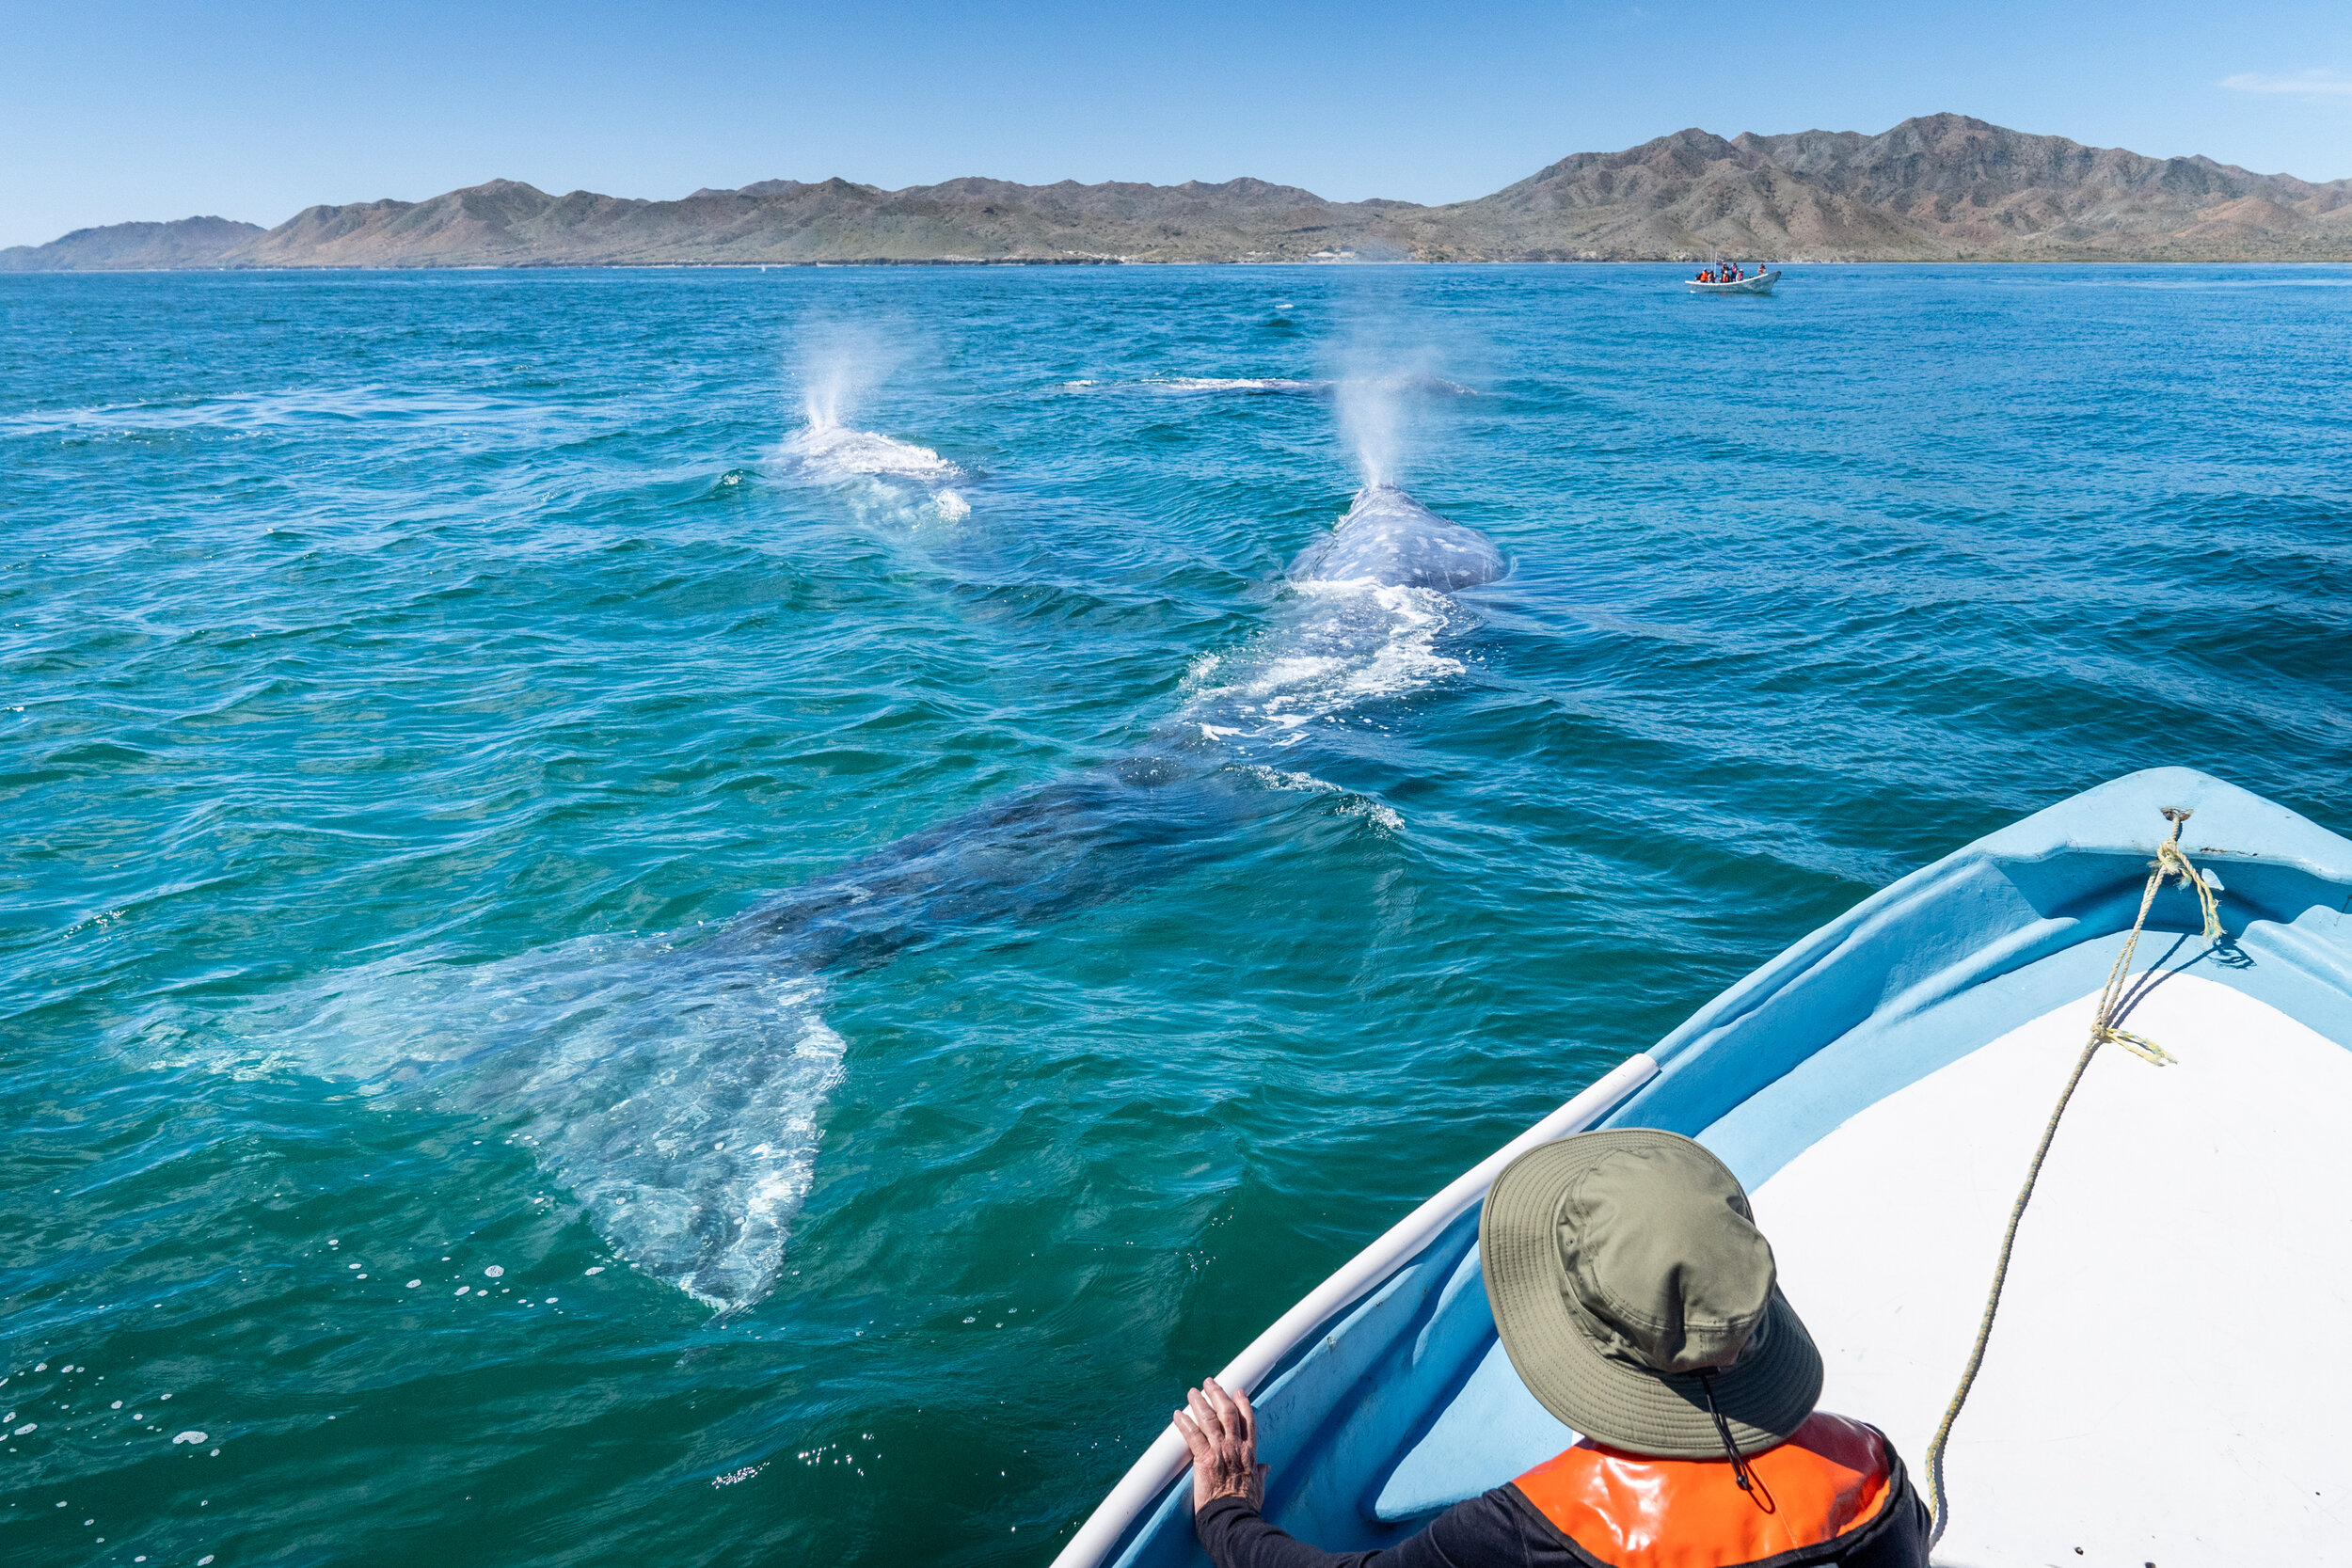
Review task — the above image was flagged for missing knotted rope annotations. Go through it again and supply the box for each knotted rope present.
[1920,807,2224,1547]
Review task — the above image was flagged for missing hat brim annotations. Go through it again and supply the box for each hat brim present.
[1479,1128,1824,1460]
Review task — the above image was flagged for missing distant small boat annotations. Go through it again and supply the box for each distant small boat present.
[1688,267,1779,294]
[1055,766,2352,1568]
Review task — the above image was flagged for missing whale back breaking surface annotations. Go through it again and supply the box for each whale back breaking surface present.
[1287,484,1506,591]
[202,475,1507,1316]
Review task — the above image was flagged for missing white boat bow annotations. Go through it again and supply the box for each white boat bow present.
[1056,767,2352,1568]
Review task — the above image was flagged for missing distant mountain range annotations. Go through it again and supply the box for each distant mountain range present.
[8,115,2349,270]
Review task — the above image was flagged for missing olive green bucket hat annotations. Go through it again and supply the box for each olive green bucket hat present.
[1479,1128,1823,1460]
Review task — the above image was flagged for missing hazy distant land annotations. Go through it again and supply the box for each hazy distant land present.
[8,115,2349,270]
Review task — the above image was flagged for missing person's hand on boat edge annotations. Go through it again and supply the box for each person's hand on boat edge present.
[1173,1376,1267,1512]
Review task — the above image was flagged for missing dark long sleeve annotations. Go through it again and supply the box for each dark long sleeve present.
[1192,1440,1931,1568]
[1194,1489,1553,1568]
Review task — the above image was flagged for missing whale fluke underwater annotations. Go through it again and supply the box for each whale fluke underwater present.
[192,482,1509,1310]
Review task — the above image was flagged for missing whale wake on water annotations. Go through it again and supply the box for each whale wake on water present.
[163,477,1505,1312]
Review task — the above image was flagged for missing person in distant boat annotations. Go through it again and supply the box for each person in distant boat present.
[1175,1130,1931,1568]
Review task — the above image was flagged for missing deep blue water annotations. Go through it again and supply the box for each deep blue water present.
[2,264,2347,1566]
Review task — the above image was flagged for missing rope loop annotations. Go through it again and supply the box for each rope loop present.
[1919,806,2225,1546]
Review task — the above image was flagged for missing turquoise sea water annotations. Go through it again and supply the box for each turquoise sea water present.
[3,264,2347,1566]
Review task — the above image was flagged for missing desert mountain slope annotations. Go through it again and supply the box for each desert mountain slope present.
[6,215,267,271]
[5,116,2346,269]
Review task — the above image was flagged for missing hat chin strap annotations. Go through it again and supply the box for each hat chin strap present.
[1696,1370,1776,1514]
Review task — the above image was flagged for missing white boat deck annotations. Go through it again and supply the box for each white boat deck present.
[1755,972,2352,1566]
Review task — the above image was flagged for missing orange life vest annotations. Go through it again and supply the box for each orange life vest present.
[1510,1412,1896,1568]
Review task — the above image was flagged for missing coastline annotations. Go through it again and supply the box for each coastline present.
[8,257,2350,273]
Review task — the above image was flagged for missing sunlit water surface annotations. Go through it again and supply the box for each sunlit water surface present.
[2,265,2347,1566]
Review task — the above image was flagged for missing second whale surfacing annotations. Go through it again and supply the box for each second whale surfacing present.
[734,483,1509,961]
[1288,483,1507,592]
[196,483,1507,1311]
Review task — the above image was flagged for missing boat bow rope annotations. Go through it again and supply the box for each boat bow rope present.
[1920,807,2227,1545]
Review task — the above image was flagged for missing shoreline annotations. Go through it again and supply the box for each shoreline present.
[8,256,2352,275]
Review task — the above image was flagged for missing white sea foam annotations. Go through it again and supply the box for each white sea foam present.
[1168,485,1492,767]
[1144,376,1327,396]
[1237,765,1405,833]
[125,935,847,1313]
[771,420,965,484]
[1105,375,1474,401]
[1184,578,1464,745]
[766,420,971,523]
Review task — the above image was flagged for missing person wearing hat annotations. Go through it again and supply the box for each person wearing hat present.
[1174,1130,1931,1567]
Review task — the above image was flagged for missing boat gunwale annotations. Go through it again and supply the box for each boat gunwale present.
[1047,1054,1659,1568]
[1051,768,2352,1567]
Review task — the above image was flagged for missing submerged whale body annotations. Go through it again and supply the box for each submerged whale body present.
[739,483,1508,970]
[725,752,1252,971]
[1288,484,1507,591]
[215,481,1507,1313]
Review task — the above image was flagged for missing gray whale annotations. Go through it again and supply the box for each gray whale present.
[733,483,1508,966]
[219,483,1507,1310]
[1289,484,1507,592]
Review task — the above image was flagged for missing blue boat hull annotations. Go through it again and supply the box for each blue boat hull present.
[1057,767,2352,1567]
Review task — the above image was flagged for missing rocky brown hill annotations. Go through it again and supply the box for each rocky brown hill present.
[9,214,267,271]
[7,115,2347,269]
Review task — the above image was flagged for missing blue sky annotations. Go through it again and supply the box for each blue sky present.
[3,0,2348,247]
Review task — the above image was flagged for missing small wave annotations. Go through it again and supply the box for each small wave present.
[130,935,846,1313]
[1237,765,1403,833]
[1144,377,1328,396]
[1095,375,1478,400]
[0,388,542,436]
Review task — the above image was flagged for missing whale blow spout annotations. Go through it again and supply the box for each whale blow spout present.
[1288,484,1506,591]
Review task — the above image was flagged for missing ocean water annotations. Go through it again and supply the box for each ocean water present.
[2,263,2346,1566]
